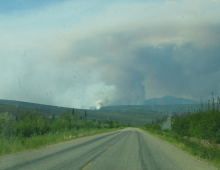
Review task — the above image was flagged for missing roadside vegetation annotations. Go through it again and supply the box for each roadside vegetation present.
[142,95,220,168]
[0,108,128,156]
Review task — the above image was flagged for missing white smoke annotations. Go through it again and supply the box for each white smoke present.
[95,97,110,110]
[96,100,102,110]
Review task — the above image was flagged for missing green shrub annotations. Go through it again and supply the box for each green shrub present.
[0,112,16,137]
[144,124,161,131]
[16,110,48,137]
[171,110,220,143]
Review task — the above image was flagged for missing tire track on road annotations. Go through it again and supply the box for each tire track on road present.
[3,130,122,170]
[50,130,131,170]
[136,131,161,170]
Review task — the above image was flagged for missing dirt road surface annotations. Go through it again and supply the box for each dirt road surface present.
[0,128,217,170]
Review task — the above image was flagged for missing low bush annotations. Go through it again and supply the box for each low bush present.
[0,108,128,156]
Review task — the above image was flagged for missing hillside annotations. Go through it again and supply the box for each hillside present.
[0,103,159,125]
[101,104,201,114]
[0,99,167,125]
[143,95,199,105]
[0,99,72,115]
[0,98,201,125]
[108,95,199,106]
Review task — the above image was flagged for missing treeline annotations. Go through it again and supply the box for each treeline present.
[144,96,220,144]
[0,108,128,139]
[171,96,220,143]
[143,96,220,166]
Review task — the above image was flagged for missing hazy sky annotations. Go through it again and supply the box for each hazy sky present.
[0,0,220,108]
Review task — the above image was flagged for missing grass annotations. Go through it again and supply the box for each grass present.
[140,128,220,169]
[0,128,123,156]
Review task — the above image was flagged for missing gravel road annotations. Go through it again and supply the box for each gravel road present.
[0,128,217,170]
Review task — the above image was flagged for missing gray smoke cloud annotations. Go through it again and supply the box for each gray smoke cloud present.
[0,0,220,108]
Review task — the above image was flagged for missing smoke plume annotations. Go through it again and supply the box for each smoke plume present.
[95,97,110,110]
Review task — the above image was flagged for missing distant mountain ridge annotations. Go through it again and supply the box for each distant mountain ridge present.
[143,95,199,105]
[108,95,199,106]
